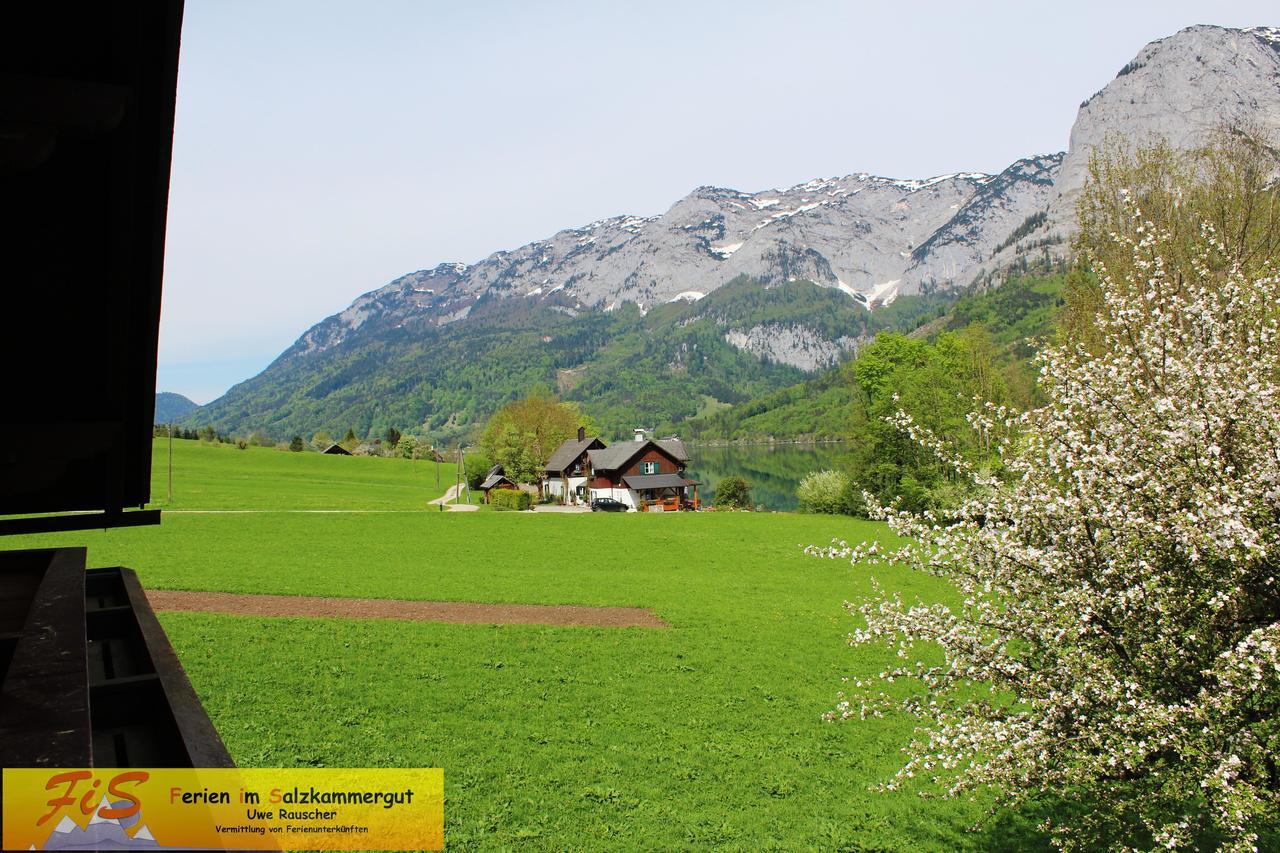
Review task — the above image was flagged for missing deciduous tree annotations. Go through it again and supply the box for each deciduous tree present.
[814,186,1280,849]
[1063,127,1280,351]
[478,395,596,484]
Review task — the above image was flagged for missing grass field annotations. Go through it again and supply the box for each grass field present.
[7,441,1050,850]
[148,438,460,509]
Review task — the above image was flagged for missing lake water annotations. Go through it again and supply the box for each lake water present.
[683,442,852,511]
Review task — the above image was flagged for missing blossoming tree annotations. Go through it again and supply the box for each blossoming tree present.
[814,177,1280,847]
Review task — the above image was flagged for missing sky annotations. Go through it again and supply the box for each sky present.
[159,0,1278,404]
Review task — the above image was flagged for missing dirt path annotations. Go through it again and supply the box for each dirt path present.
[427,484,459,505]
[146,590,668,628]
[427,484,479,510]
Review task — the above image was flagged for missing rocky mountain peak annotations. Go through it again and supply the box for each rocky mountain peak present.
[1048,24,1280,233]
[223,24,1280,443]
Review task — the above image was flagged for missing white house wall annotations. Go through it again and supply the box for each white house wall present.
[589,485,640,510]
[547,476,591,504]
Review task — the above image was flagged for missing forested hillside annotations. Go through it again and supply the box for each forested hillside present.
[681,271,1066,441]
[184,277,949,445]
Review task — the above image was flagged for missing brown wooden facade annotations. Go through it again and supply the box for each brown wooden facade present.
[589,446,682,488]
[591,443,698,511]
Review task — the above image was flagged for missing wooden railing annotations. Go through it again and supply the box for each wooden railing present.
[642,497,698,512]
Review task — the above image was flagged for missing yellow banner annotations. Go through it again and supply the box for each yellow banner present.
[2,768,442,850]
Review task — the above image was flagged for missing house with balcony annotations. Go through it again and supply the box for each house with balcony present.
[544,429,698,511]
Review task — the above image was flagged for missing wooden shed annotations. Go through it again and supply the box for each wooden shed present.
[479,465,519,502]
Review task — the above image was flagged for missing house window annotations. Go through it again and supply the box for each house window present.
[640,461,659,474]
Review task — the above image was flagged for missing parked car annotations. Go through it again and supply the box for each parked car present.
[590,497,628,512]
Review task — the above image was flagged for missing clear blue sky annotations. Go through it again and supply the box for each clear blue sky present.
[159,1,1277,404]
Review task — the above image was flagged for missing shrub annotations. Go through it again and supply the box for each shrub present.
[488,489,532,511]
[715,475,751,510]
[796,470,853,514]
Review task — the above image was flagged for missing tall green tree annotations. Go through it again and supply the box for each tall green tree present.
[846,326,1009,513]
[478,395,597,484]
[464,452,494,490]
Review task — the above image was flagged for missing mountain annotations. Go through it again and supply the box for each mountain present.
[1050,26,1280,238]
[154,391,198,423]
[183,275,950,444]
[284,153,1061,367]
[189,25,1280,443]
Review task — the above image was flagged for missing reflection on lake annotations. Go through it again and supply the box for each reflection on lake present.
[685,442,852,511]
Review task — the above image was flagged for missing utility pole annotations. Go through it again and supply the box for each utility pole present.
[463,446,470,504]
[455,445,462,507]
[167,422,173,504]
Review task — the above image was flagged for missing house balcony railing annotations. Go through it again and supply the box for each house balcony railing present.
[641,496,699,512]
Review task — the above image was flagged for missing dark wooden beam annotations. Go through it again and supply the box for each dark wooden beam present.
[0,548,91,767]
[0,509,161,537]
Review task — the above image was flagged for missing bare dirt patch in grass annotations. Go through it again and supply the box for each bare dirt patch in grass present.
[146,589,668,628]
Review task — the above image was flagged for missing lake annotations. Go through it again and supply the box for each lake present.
[683,442,853,511]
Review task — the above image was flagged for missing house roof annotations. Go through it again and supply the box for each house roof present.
[586,444,637,471]
[622,473,695,490]
[589,439,688,473]
[656,438,690,462]
[545,437,604,473]
[322,443,352,455]
[480,464,515,490]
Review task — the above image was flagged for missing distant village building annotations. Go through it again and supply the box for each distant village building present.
[322,443,352,456]
[543,428,698,511]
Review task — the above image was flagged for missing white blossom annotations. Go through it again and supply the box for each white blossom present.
[818,208,1280,851]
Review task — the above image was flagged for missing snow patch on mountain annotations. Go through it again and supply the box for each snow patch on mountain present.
[272,25,1280,372]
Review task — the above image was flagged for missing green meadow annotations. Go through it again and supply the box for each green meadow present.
[7,440,1049,850]
[146,439,460,509]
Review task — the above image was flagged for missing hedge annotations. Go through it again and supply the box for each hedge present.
[489,489,532,511]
